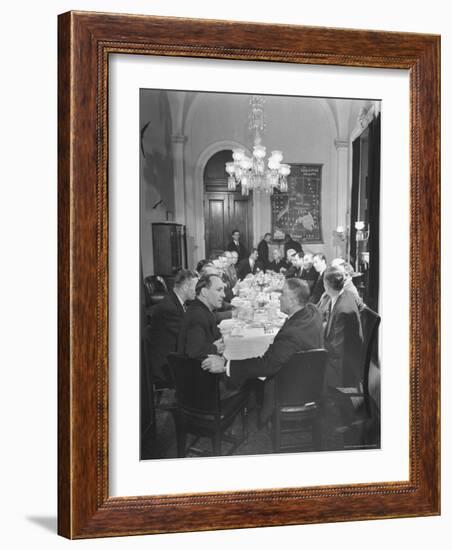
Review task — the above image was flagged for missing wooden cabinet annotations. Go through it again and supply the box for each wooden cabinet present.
[152,222,187,276]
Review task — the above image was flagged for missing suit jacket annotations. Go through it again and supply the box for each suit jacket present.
[309,272,325,304]
[229,304,324,420]
[284,265,301,279]
[229,304,323,383]
[226,239,248,263]
[148,290,185,381]
[300,265,319,293]
[268,259,285,273]
[284,239,303,257]
[177,298,221,360]
[236,258,263,280]
[225,264,238,287]
[323,290,363,388]
[257,239,270,270]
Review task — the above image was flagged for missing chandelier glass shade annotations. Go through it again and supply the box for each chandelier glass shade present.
[225,96,291,195]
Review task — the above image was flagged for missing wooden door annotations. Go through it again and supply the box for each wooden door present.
[203,150,252,258]
[204,193,229,256]
[204,193,252,258]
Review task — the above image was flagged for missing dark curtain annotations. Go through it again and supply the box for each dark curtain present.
[350,138,361,266]
[140,259,155,455]
[367,113,381,312]
[350,113,381,313]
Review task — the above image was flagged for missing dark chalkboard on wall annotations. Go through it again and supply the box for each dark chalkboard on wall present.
[271,163,323,244]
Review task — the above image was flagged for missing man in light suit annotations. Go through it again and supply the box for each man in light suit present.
[201,278,324,419]
[323,266,364,389]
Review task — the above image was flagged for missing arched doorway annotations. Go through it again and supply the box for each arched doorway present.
[203,150,253,258]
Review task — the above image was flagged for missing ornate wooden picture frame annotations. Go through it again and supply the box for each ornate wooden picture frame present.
[58,11,440,538]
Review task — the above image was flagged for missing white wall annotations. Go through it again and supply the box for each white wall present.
[0,1,450,550]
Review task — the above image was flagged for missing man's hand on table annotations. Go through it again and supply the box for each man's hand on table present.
[213,338,225,354]
[201,354,227,374]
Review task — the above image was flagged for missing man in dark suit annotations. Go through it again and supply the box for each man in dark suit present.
[236,249,263,280]
[323,266,363,389]
[201,279,324,419]
[148,269,198,382]
[178,273,242,398]
[177,273,225,360]
[283,233,303,257]
[268,248,285,273]
[284,249,299,278]
[300,252,319,294]
[309,252,327,304]
[226,229,248,263]
[257,233,272,270]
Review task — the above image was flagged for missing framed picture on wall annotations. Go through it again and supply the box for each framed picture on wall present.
[58,11,440,539]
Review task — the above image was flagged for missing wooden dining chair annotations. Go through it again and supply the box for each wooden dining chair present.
[167,353,250,457]
[332,306,381,447]
[272,349,328,453]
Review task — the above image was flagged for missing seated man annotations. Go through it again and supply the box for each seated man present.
[177,273,225,359]
[331,258,364,310]
[223,250,238,287]
[284,248,299,278]
[268,248,285,273]
[177,273,238,397]
[300,252,319,293]
[309,252,327,304]
[148,269,198,383]
[201,278,324,420]
[236,248,263,280]
[323,266,364,389]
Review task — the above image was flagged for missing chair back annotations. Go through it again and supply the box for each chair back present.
[167,353,220,416]
[360,306,381,411]
[143,275,169,306]
[275,349,327,407]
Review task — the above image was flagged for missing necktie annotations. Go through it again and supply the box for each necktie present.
[326,301,333,336]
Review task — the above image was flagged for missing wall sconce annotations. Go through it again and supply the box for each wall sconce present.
[354,221,370,241]
[332,225,350,262]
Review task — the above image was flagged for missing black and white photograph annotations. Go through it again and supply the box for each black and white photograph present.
[140,89,382,460]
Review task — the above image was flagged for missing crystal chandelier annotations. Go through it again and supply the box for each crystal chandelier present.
[225,96,291,196]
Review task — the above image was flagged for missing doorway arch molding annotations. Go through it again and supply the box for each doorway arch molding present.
[188,140,251,262]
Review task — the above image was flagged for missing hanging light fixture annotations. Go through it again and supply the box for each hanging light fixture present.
[225,96,291,196]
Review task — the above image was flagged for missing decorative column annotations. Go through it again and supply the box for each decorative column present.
[252,191,272,248]
[171,134,188,225]
[334,138,349,259]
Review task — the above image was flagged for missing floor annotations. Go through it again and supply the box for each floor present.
[141,385,380,460]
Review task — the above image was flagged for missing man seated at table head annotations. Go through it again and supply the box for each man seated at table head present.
[148,269,199,383]
[236,248,263,280]
[268,248,285,273]
[309,252,327,304]
[201,278,324,420]
[177,273,226,360]
[322,266,364,389]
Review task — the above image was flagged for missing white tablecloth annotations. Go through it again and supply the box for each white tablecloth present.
[223,326,278,360]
